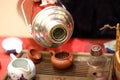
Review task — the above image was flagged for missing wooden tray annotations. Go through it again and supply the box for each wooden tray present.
[3,50,114,80]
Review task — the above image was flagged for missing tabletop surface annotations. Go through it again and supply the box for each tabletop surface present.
[0,36,114,79]
[4,51,114,80]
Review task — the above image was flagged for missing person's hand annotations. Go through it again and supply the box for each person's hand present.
[33,0,40,2]
[33,0,56,4]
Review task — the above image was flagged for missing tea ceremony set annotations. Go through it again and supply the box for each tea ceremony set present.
[1,0,119,80]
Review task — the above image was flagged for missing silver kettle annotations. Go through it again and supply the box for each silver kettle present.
[18,0,74,48]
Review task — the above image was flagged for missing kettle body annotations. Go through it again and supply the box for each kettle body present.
[18,0,74,48]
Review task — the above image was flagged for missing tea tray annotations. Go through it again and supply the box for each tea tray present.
[3,50,114,80]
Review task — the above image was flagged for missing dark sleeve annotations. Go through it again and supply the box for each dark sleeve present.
[61,0,119,38]
[113,0,120,21]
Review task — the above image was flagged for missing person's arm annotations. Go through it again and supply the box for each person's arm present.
[33,0,56,4]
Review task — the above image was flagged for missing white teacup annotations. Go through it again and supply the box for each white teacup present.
[7,54,36,80]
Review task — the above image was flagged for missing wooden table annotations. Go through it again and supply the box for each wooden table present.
[3,50,114,80]
[0,36,114,80]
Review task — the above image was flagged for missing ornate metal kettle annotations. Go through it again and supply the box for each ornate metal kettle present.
[18,0,74,48]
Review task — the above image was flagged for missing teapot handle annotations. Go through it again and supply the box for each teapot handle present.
[10,53,17,60]
[49,50,55,56]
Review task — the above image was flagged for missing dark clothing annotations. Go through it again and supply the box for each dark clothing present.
[61,0,120,38]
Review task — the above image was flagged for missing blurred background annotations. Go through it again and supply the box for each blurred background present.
[0,0,32,37]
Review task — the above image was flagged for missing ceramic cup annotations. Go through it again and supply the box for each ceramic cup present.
[7,54,36,80]
[26,49,42,64]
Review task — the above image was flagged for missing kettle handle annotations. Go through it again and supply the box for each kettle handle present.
[10,53,17,60]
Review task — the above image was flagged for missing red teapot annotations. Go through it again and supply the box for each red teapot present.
[50,51,73,69]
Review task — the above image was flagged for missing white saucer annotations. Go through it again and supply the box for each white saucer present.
[2,37,23,54]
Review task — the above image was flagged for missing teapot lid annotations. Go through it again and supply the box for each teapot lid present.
[90,45,103,56]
